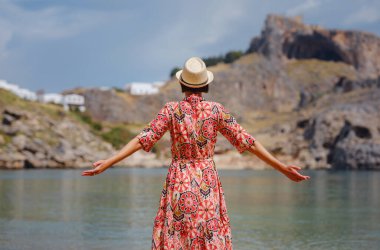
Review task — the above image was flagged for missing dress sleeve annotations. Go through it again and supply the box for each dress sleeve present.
[136,103,172,152]
[217,103,256,153]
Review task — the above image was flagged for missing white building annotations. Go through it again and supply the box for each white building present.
[0,80,37,101]
[42,93,63,104]
[125,82,163,95]
[63,94,86,112]
[0,80,86,112]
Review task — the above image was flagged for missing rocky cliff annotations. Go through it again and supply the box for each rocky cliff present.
[0,89,116,168]
[1,14,380,170]
[131,15,380,170]
[248,14,380,79]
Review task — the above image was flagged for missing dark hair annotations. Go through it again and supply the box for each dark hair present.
[180,82,209,93]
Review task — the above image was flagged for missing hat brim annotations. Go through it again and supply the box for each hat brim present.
[175,70,214,88]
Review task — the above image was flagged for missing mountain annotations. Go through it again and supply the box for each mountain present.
[1,14,380,170]
[74,15,380,170]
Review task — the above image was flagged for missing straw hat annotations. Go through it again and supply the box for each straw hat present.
[175,57,214,88]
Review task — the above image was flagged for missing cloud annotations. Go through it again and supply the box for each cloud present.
[0,0,116,58]
[344,5,380,25]
[142,1,249,62]
[286,0,321,16]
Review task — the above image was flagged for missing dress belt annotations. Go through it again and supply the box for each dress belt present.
[172,158,214,163]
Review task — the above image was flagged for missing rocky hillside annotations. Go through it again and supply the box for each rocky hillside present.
[0,89,116,168]
[82,15,380,170]
[1,14,380,170]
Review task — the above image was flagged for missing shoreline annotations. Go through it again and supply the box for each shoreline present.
[1,165,377,171]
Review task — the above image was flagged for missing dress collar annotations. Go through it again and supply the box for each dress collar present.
[183,93,205,102]
[182,93,205,108]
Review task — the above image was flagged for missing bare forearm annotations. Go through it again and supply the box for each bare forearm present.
[248,140,287,173]
[103,136,142,169]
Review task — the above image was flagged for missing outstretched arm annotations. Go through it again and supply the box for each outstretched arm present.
[216,103,309,182]
[82,103,172,177]
[247,140,310,182]
[81,136,142,176]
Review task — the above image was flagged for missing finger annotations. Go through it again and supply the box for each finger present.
[82,170,95,175]
[301,175,310,180]
[92,161,103,167]
[83,172,97,177]
[290,166,301,171]
[82,169,95,174]
[293,172,305,179]
[299,175,310,181]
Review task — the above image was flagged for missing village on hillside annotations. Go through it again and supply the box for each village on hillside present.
[0,80,164,112]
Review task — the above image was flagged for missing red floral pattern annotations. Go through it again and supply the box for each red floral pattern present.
[199,200,216,221]
[174,172,191,193]
[137,93,255,249]
[179,191,199,214]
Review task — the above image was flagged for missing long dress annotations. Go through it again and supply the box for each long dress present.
[137,93,256,249]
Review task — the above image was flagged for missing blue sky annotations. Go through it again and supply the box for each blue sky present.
[0,0,379,93]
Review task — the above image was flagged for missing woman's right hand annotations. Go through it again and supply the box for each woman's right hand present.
[81,159,108,177]
[92,159,106,168]
[282,165,310,182]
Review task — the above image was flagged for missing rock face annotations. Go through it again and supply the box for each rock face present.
[248,14,380,79]
[80,88,165,123]
[0,105,115,169]
[76,14,380,170]
[2,14,380,170]
[302,100,380,169]
[78,14,380,125]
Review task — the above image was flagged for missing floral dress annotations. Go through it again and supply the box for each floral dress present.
[137,93,256,250]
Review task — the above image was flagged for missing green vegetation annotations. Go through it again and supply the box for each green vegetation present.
[203,50,243,66]
[0,89,64,119]
[0,88,142,150]
[70,110,138,149]
[0,88,20,105]
[71,110,102,131]
[170,67,181,77]
[224,51,244,63]
[101,126,134,149]
[112,86,125,93]
[0,131,12,147]
[202,54,225,67]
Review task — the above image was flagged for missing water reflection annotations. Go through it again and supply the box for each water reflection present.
[0,169,379,249]
[221,170,380,249]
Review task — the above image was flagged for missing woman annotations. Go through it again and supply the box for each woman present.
[82,57,310,249]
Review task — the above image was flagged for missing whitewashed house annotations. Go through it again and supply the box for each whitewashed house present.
[0,80,86,112]
[63,94,86,112]
[42,93,85,112]
[125,82,161,95]
[42,93,63,104]
[0,80,37,101]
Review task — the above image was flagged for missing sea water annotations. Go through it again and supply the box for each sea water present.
[0,168,379,250]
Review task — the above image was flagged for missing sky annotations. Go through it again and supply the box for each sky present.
[0,0,379,93]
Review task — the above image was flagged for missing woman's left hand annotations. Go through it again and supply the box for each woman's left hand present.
[81,159,107,177]
[282,165,310,182]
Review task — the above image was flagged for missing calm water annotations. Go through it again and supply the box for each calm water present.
[0,168,379,250]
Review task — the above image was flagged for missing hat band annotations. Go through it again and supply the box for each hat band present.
[180,76,208,87]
